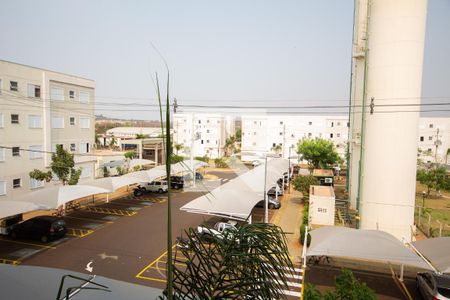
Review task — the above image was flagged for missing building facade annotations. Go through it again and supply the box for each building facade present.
[173,113,236,159]
[0,60,96,201]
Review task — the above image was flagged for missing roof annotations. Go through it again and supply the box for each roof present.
[310,185,335,197]
[106,127,162,136]
[412,237,450,274]
[312,169,334,177]
[0,201,41,219]
[307,226,431,270]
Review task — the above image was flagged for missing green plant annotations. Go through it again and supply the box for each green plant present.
[194,155,209,163]
[170,154,185,164]
[304,284,322,300]
[214,157,228,168]
[103,166,110,177]
[136,133,147,139]
[174,143,183,155]
[116,166,125,175]
[300,224,311,246]
[297,138,340,169]
[292,175,319,198]
[124,150,137,160]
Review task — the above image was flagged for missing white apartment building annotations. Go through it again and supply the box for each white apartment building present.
[173,113,236,158]
[241,115,349,162]
[240,115,450,165]
[0,60,96,202]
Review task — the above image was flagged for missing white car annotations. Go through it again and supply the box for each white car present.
[134,181,168,195]
[252,160,262,167]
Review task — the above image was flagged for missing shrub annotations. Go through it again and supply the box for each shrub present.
[170,154,185,164]
[214,157,228,168]
[292,175,319,198]
[194,155,209,163]
[299,224,311,246]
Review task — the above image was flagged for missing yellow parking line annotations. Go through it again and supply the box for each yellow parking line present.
[64,216,113,224]
[135,245,176,279]
[136,276,167,283]
[85,207,137,216]
[67,228,94,237]
[0,258,21,265]
[0,238,56,249]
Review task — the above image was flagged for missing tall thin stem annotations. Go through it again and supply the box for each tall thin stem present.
[165,73,173,300]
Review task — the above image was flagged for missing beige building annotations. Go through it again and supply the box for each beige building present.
[0,60,96,202]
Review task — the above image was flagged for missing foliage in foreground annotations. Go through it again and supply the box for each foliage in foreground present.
[161,223,294,299]
[304,269,376,300]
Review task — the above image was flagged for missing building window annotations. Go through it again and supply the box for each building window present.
[0,181,5,195]
[308,133,312,137]
[80,142,89,154]
[50,87,65,101]
[13,178,21,189]
[201,140,204,144]
[428,148,432,152]
[347,122,350,127]
[308,121,312,125]
[198,120,201,124]
[207,120,210,123]
[280,121,283,125]
[70,143,76,152]
[0,79,2,95]
[337,122,341,126]
[253,132,256,135]
[337,133,341,138]
[28,115,42,128]
[0,148,5,161]
[279,132,283,136]
[420,136,424,142]
[273,143,276,147]
[29,145,43,159]
[317,207,327,213]
[331,122,334,127]
[11,114,19,124]
[80,118,91,129]
[79,91,90,103]
[206,140,210,143]
[27,84,41,98]
[291,134,295,138]
[30,178,44,189]
[51,116,64,128]
[10,81,18,92]
[12,147,20,156]
[69,90,75,99]
[254,121,257,125]
[429,124,434,128]
[206,129,210,133]
[330,133,334,138]
[428,136,433,141]
[70,117,76,125]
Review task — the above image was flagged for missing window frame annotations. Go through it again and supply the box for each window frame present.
[11,114,19,124]
[12,178,21,189]
[12,147,20,157]
[10,81,18,92]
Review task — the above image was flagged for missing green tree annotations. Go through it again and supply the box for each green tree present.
[174,143,183,155]
[272,144,283,155]
[103,166,110,177]
[29,145,81,185]
[124,150,137,160]
[446,148,450,164]
[292,175,320,199]
[136,133,147,139]
[235,128,242,142]
[167,223,295,299]
[417,166,447,197]
[109,137,117,150]
[214,157,228,168]
[297,138,340,169]
[224,136,236,157]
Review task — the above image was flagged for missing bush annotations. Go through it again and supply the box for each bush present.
[214,157,228,168]
[194,155,209,163]
[292,175,319,198]
[170,154,185,164]
[300,224,311,246]
[304,284,322,300]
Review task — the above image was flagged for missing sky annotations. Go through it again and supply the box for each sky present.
[0,0,449,120]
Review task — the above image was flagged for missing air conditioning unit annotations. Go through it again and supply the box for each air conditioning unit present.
[325,178,333,184]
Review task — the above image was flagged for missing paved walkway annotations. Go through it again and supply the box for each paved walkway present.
[271,186,304,264]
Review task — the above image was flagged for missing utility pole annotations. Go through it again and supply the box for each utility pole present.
[434,128,442,164]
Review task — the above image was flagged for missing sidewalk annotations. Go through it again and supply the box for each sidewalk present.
[271,187,304,264]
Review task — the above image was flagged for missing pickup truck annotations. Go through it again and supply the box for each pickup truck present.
[197,221,238,243]
[134,180,168,196]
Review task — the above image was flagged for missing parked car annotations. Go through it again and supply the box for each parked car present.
[169,176,184,189]
[252,160,262,167]
[277,178,288,190]
[183,172,203,181]
[9,216,67,243]
[197,221,238,243]
[255,197,281,209]
[134,180,168,196]
[417,272,450,300]
[267,186,283,197]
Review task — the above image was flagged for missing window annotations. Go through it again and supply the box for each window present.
[429,136,433,141]
[69,90,75,99]
[330,133,334,138]
[331,122,334,127]
[51,116,64,128]
[0,79,2,95]
[28,115,42,128]
[308,133,312,137]
[13,178,21,189]
[280,121,283,125]
[29,145,43,159]
[50,87,64,101]
[12,147,20,156]
[337,133,341,138]
[11,114,19,124]
[291,134,295,138]
[308,121,312,125]
[201,140,204,144]
[70,143,76,152]
[206,129,210,133]
[79,91,90,103]
[80,142,89,154]
[207,120,210,123]
[0,181,5,195]
[253,132,256,135]
[30,178,44,189]
[10,81,18,91]
[279,132,283,136]
[80,118,91,129]
[206,140,210,143]
[428,148,432,152]
[198,120,201,124]
[347,122,350,127]
[317,207,328,213]
[429,124,434,128]
[69,117,76,125]
[273,143,276,147]
[27,84,41,98]
[0,148,4,161]
[0,113,3,127]
[420,136,424,142]
[337,122,341,126]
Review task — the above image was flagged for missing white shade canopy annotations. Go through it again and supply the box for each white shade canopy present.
[129,159,155,168]
[16,185,110,209]
[85,176,142,193]
[123,168,167,183]
[180,158,289,221]
[307,226,431,270]
[0,201,42,219]
[412,237,450,274]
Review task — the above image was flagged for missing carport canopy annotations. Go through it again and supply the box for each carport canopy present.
[0,201,42,219]
[412,237,450,274]
[307,226,432,270]
[86,176,143,193]
[180,158,289,221]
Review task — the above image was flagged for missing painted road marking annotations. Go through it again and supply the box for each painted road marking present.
[0,258,20,265]
[0,237,56,249]
[135,245,177,282]
[67,228,94,237]
[85,206,137,216]
[64,215,113,224]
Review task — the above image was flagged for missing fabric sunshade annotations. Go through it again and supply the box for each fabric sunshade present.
[0,201,42,219]
[307,226,431,270]
[85,176,142,193]
[412,237,450,274]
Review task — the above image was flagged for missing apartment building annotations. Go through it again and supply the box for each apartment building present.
[173,113,236,158]
[240,115,450,164]
[0,60,96,201]
[241,115,349,162]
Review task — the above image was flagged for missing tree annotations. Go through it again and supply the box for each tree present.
[109,137,117,150]
[214,157,228,168]
[292,175,319,199]
[174,143,183,155]
[235,128,242,142]
[124,150,136,160]
[224,136,236,157]
[446,148,450,165]
[417,166,447,196]
[297,138,340,169]
[136,133,147,139]
[166,223,295,299]
[29,145,81,185]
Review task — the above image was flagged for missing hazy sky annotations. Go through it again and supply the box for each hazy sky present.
[0,0,449,119]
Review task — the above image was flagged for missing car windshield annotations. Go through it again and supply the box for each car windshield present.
[438,288,450,298]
